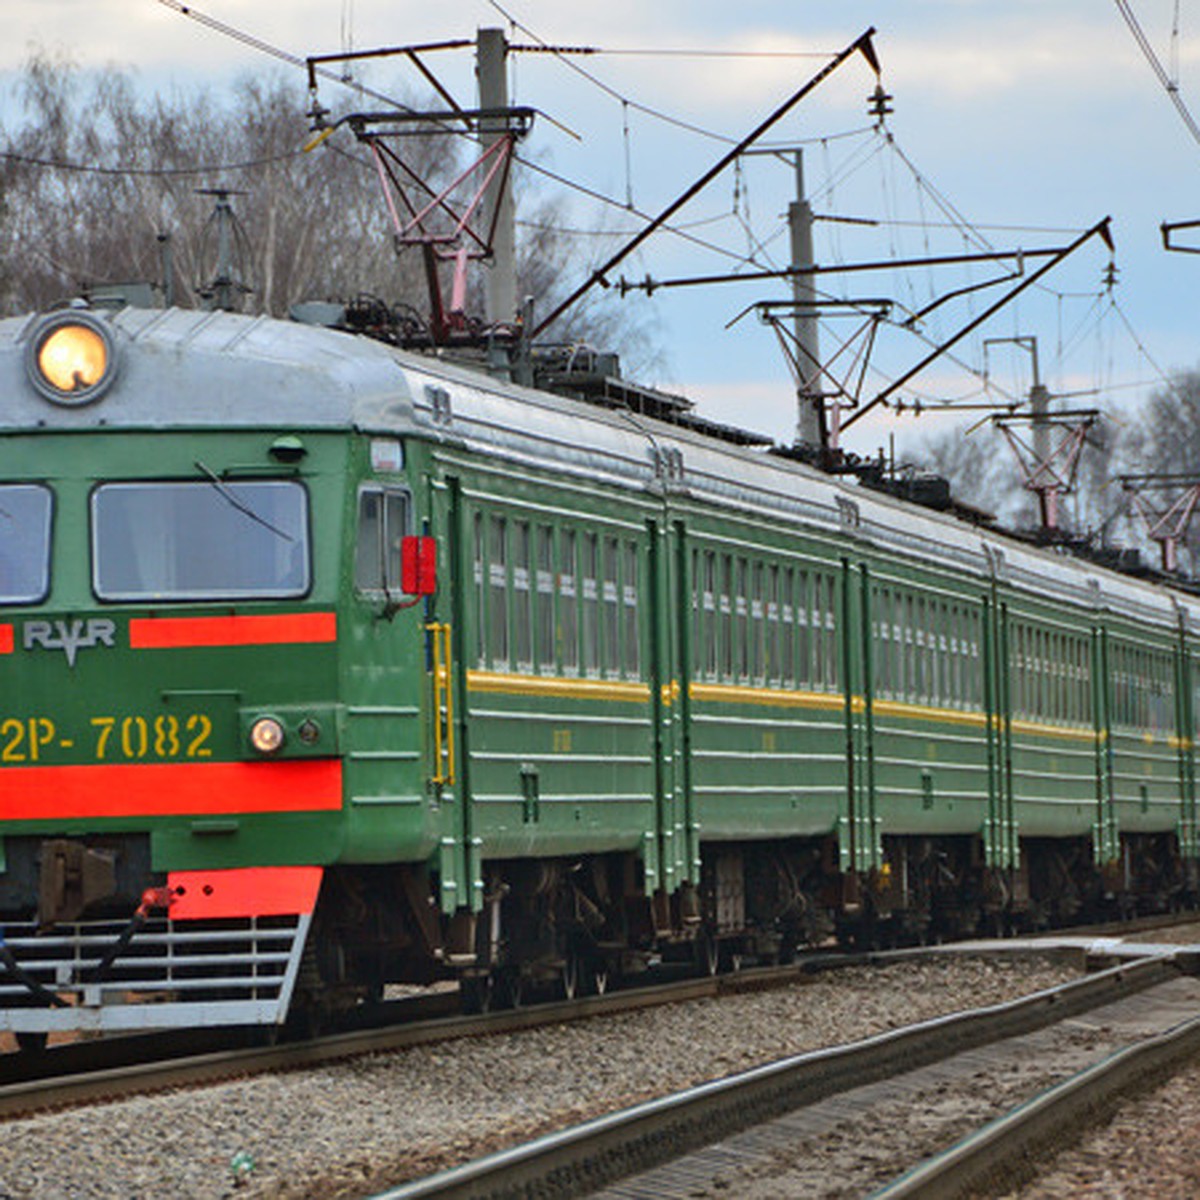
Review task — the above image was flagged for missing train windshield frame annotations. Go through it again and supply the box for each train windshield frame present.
[0,483,53,605]
[91,479,311,602]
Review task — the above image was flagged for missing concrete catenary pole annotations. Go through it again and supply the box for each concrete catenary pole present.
[477,28,517,326]
[789,150,823,448]
[1027,337,1050,474]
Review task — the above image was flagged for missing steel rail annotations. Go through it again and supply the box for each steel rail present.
[0,952,918,1117]
[2,912,1194,1119]
[3,908,1194,1090]
[368,954,1182,1200]
[0,976,709,1119]
[873,962,1200,1198]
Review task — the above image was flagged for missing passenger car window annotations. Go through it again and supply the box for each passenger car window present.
[93,480,309,601]
[0,484,53,605]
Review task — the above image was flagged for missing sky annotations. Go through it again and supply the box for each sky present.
[4,1,1200,462]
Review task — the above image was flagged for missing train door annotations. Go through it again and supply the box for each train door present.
[645,517,698,928]
[1091,623,1119,868]
[1174,622,1198,866]
[839,558,880,881]
[429,473,481,934]
[982,591,1018,875]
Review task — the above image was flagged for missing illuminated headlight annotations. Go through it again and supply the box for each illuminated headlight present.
[249,717,286,755]
[25,310,118,407]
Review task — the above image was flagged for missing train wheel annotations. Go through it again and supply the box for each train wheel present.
[560,955,580,1002]
[15,1032,47,1054]
[695,931,719,977]
[460,975,495,1014]
[591,966,609,996]
[498,969,525,1010]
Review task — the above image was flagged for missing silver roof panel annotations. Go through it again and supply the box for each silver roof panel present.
[0,306,417,432]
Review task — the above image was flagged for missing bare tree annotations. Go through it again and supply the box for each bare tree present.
[917,422,1025,525]
[512,188,663,379]
[0,56,449,315]
[0,55,661,375]
[1110,370,1200,573]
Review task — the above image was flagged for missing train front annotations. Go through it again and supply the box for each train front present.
[0,307,364,1044]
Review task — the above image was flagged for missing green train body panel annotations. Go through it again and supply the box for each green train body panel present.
[4,325,1200,890]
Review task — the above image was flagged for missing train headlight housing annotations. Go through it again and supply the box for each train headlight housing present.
[249,716,286,756]
[25,310,118,407]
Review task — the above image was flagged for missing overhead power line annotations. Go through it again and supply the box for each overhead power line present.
[154,0,787,274]
[0,148,303,177]
[488,0,743,146]
[1114,0,1200,149]
[569,46,835,59]
[156,0,419,115]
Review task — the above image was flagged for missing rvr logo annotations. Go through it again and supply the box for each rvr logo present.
[23,619,117,667]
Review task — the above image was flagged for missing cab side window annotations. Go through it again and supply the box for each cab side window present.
[355,486,409,593]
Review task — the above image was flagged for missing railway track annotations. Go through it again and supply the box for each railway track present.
[0,948,937,1119]
[873,951,1200,1199]
[4,907,1190,1080]
[1,909,1192,1115]
[366,951,1199,1200]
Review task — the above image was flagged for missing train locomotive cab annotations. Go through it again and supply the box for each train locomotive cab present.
[0,305,446,1044]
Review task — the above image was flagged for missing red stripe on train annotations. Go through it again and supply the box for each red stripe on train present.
[0,625,12,654]
[128,612,337,649]
[0,760,342,820]
[168,866,323,920]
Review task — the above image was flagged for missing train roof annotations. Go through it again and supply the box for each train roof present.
[0,305,418,433]
[2,304,1195,634]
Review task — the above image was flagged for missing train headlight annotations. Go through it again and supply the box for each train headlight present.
[249,716,286,755]
[25,310,118,407]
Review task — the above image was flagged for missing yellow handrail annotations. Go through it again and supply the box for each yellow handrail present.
[427,623,455,785]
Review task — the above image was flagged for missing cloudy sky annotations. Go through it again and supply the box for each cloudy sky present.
[4,1,1199,455]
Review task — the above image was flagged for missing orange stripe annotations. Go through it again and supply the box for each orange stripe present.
[0,625,11,655]
[168,866,323,920]
[0,760,342,820]
[129,612,336,649]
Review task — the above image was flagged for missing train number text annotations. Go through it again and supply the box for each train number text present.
[0,714,213,763]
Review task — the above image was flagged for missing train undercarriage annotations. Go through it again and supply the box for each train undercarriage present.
[1,827,1197,1042]
[301,827,1200,1020]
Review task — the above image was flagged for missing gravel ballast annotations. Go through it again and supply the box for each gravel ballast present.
[0,956,1077,1199]
[1008,1052,1200,1198]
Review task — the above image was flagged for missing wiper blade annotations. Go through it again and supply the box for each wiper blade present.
[193,460,294,542]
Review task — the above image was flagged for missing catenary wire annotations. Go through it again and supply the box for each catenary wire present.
[152,0,785,273]
[133,0,1153,415]
[1114,0,1200,149]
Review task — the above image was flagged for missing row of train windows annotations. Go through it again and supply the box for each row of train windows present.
[378,498,1180,733]
[1010,625,1093,726]
[1111,643,1174,732]
[871,589,982,710]
[689,550,840,690]
[472,513,641,679]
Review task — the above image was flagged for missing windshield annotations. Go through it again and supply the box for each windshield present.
[92,480,310,601]
[0,484,53,605]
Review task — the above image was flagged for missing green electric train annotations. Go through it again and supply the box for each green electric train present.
[0,301,1195,1042]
